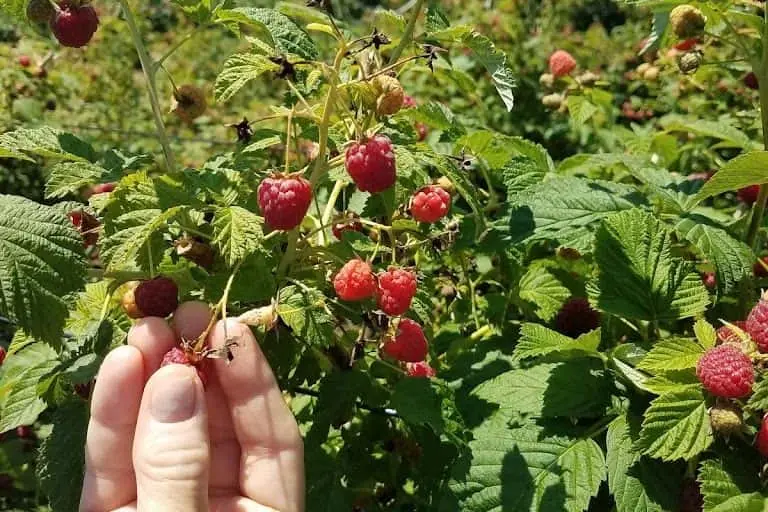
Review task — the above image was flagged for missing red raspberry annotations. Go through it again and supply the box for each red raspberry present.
[738,185,760,205]
[376,268,417,316]
[745,72,759,90]
[122,276,179,319]
[18,55,30,67]
[333,259,377,301]
[674,38,698,51]
[717,321,748,344]
[548,50,576,77]
[747,291,768,351]
[50,2,99,48]
[332,214,363,240]
[0,346,5,365]
[758,414,768,457]
[383,318,428,362]
[555,298,600,338]
[91,182,115,195]
[755,256,768,277]
[702,272,716,289]
[406,361,436,378]
[696,344,754,398]
[403,95,418,109]
[680,478,704,512]
[257,173,312,231]
[16,426,32,439]
[411,185,451,223]
[345,135,397,193]
[161,347,210,387]
[401,96,428,140]
[67,209,99,246]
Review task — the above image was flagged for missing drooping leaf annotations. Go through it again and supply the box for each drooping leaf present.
[696,151,768,202]
[0,127,93,162]
[215,53,280,102]
[216,7,319,59]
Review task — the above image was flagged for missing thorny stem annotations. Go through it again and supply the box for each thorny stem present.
[388,0,426,64]
[119,0,176,172]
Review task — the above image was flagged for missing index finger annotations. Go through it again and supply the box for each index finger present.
[209,319,304,512]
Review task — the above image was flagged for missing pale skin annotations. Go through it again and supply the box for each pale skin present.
[79,301,305,512]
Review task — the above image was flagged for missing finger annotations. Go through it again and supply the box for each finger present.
[210,495,283,511]
[172,301,213,342]
[210,320,304,512]
[206,376,240,493]
[133,365,210,511]
[127,318,176,379]
[80,346,144,511]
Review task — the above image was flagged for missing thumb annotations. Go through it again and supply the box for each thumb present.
[133,364,209,512]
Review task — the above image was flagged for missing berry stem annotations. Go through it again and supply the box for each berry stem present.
[387,0,426,65]
[118,0,176,173]
[320,180,347,241]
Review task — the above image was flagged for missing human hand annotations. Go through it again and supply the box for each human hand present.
[79,301,304,512]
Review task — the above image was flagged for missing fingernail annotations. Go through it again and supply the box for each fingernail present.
[150,366,198,423]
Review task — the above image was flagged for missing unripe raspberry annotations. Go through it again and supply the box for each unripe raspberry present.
[548,50,576,77]
[406,361,436,378]
[642,66,660,81]
[435,176,455,195]
[161,347,210,387]
[757,414,768,457]
[18,55,30,67]
[345,135,397,193]
[696,344,754,398]
[377,268,417,316]
[257,173,312,231]
[411,185,451,223]
[576,71,599,87]
[50,2,99,48]
[27,0,55,24]
[669,5,706,39]
[539,73,555,89]
[383,318,428,362]
[121,276,179,319]
[172,84,207,123]
[677,51,702,74]
[738,185,760,205]
[745,72,759,91]
[717,321,748,345]
[747,291,768,351]
[555,298,600,338]
[709,402,743,436]
[373,75,404,116]
[542,93,564,109]
[334,259,377,301]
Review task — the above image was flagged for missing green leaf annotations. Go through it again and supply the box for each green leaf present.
[102,206,185,271]
[696,151,768,201]
[694,318,717,350]
[663,117,756,150]
[37,400,89,512]
[508,177,644,249]
[638,388,712,461]
[514,323,601,361]
[217,8,319,60]
[607,414,682,512]
[461,30,516,111]
[500,157,546,203]
[0,127,92,162]
[390,378,444,433]
[0,0,25,21]
[212,206,264,267]
[568,96,598,125]
[0,345,59,433]
[450,424,606,512]
[276,285,334,347]
[0,195,87,344]
[215,52,280,102]
[589,209,710,322]
[518,266,570,321]
[674,215,754,294]
[643,372,700,396]
[45,161,107,199]
[699,456,766,512]
[638,338,705,373]
[746,377,768,412]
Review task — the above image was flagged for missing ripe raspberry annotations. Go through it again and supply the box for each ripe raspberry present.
[67,209,99,246]
[747,291,768,351]
[383,318,428,362]
[74,381,92,399]
[717,321,748,345]
[377,268,417,316]
[91,182,115,195]
[403,95,418,109]
[18,55,30,67]
[334,259,377,301]
[27,0,55,24]
[0,346,5,365]
[709,402,743,436]
[674,38,698,51]
[257,173,312,231]
[332,213,363,240]
[161,347,210,387]
[696,344,754,398]
[548,50,576,78]
[745,72,760,91]
[172,84,207,123]
[555,298,600,338]
[669,5,706,39]
[757,414,768,457]
[345,135,397,193]
[738,185,760,205]
[755,256,768,277]
[406,361,436,378]
[411,185,451,223]
[16,426,32,439]
[702,272,716,290]
[680,478,704,512]
[50,2,99,48]
[122,276,179,319]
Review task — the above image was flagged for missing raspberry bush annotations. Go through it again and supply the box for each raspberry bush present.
[5,0,768,511]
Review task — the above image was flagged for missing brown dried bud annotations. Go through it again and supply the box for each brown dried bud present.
[172,84,207,123]
[175,237,215,269]
[373,75,404,116]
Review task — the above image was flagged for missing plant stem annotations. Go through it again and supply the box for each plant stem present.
[746,9,768,250]
[119,0,176,172]
[388,0,426,64]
